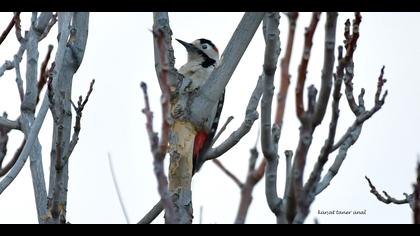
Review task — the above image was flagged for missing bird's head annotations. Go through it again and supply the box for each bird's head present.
[176,38,219,67]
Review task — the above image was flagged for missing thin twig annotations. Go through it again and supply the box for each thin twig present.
[0,12,20,45]
[138,200,164,224]
[140,81,175,224]
[0,92,50,193]
[108,153,130,224]
[295,12,321,120]
[213,159,243,188]
[62,79,95,168]
[37,45,54,104]
[205,77,263,160]
[365,176,409,205]
[211,116,234,146]
[0,139,25,177]
[235,134,263,224]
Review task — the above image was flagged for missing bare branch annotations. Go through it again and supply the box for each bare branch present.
[140,81,175,224]
[62,79,95,168]
[138,200,164,224]
[211,116,234,146]
[342,13,363,115]
[0,139,24,177]
[258,12,285,220]
[313,12,338,126]
[295,12,321,120]
[0,12,19,45]
[253,158,266,182]
[265,149,282,216]
[344,12,361,64]
[0,60,14,78]
[317,67,387,193]
[283,150,293,198]
[0,92,50,194]
[152,12,180,93]
[275,12,298,126]
[312,13,386,198]
[46,12,90,224]
[0,115,20,130]
[37,45,54,104]
[14,54,24,101]
[153,24,171,156]
[303,73,342,204]
[365,176,409,205]
[213,159,243,188]
[205,76,263,160]
[261,12,281,160]
[18,13,54,222]
[38,13,57,41]
[0,113,23,177]
[331,67,387,152]
[235,141,263,224]
[1,34,25,80]
[14,12,23,42]
[108,153,130,224]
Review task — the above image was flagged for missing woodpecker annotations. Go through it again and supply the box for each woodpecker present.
[176,38,225,173]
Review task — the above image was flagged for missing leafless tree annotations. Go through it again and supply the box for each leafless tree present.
[139,12,387,224]
[0,12,91,224]
[366,161,420,224]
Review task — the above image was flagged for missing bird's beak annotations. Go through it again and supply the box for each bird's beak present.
[176,39,197,53]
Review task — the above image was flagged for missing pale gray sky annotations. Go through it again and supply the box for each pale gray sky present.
[0,12,418,224]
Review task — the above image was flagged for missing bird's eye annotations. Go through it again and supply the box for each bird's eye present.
[202,44,208,49]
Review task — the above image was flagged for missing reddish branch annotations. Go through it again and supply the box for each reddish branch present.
[235,145,266,224]
[14,13,23,43]
[37,45,54,104]
[0,112,25,177]
[0,140,24,177]
[275,12,298,126]
[213,138,265,224]
[140,81,175,224]
[295,12,321,120]
[212,159,243,188]
[0,12,20,45]
[342,13,362,115]
[343,12,361,64]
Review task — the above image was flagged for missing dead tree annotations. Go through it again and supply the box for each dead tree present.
[0,12,91,224]
[366,161,420,224]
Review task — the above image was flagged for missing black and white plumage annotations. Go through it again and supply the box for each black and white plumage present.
[176,38,225,173]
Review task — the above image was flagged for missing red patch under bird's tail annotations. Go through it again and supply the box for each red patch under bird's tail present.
[193,131,209,172]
